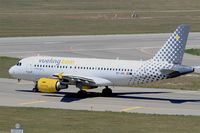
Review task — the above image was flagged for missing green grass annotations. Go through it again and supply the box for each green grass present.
[185,48,200,56]
[134,73,200,91]
[0,57,19,78]
[0,106,199,133]
[0,0,200,37]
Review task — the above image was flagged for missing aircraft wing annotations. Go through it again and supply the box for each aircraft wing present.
[53,73,112,86]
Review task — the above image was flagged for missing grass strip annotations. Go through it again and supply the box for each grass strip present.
[185,48,200,56]
[134,73,200,91]
[0,56,19,78]
[0,0,200,37]
[0,106,200,133]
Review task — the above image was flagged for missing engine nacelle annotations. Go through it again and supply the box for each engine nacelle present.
[37,78,67,93]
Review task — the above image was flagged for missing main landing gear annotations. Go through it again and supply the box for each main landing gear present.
[77,86,112,97]
[77,90,87,97]
[102,86,112,97]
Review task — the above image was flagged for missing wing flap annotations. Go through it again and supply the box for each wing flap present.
[53,73,112,86]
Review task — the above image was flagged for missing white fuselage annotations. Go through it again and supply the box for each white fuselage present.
[9,55,194,88]
[9,56,149,86]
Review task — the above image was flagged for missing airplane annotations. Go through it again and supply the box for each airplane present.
[9,24,194,97]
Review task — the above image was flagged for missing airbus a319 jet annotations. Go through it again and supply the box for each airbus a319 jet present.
[9,24,194,97]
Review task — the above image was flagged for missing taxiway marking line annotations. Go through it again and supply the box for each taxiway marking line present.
[121,106,143,112]
[19,100,47,106]
[175,91,200,94]
[17,82,33,85]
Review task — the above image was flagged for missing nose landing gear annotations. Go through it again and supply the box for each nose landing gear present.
[32,82,39,92]
[32,87,39,92]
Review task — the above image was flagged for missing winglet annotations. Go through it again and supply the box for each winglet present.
[58,72,63,80]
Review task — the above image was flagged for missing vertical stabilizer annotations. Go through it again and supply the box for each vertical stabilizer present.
[152,24,190,64]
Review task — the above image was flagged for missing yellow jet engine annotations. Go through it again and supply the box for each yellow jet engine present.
[37,78,67,93]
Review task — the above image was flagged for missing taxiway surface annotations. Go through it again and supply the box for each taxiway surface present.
[0,33,200,66]
[0,78,200,116]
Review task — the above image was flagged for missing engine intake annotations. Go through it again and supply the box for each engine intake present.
[37,78,67,93]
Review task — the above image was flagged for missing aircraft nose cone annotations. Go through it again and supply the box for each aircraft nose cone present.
[9,67,15,76]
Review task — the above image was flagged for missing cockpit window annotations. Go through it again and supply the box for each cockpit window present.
[16,62,22,66]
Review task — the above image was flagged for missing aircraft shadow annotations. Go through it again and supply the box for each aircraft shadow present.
[60,91,200,104]
[114,95,200,104]
[16,89,200,104]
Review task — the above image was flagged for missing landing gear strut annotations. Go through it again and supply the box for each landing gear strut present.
[76,83,88,97]
[32,82,39,92]
[102,86,112,97]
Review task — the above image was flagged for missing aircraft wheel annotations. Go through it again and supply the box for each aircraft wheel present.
[102,87,112,97]
[32,87,39,92]
[77,90,87,97]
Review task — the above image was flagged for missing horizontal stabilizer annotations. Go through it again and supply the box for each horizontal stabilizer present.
[160,65,194,78]
[160,69,176,75]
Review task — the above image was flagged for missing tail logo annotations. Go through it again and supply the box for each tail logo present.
[152,24,190,64]
[175,34,180,41]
